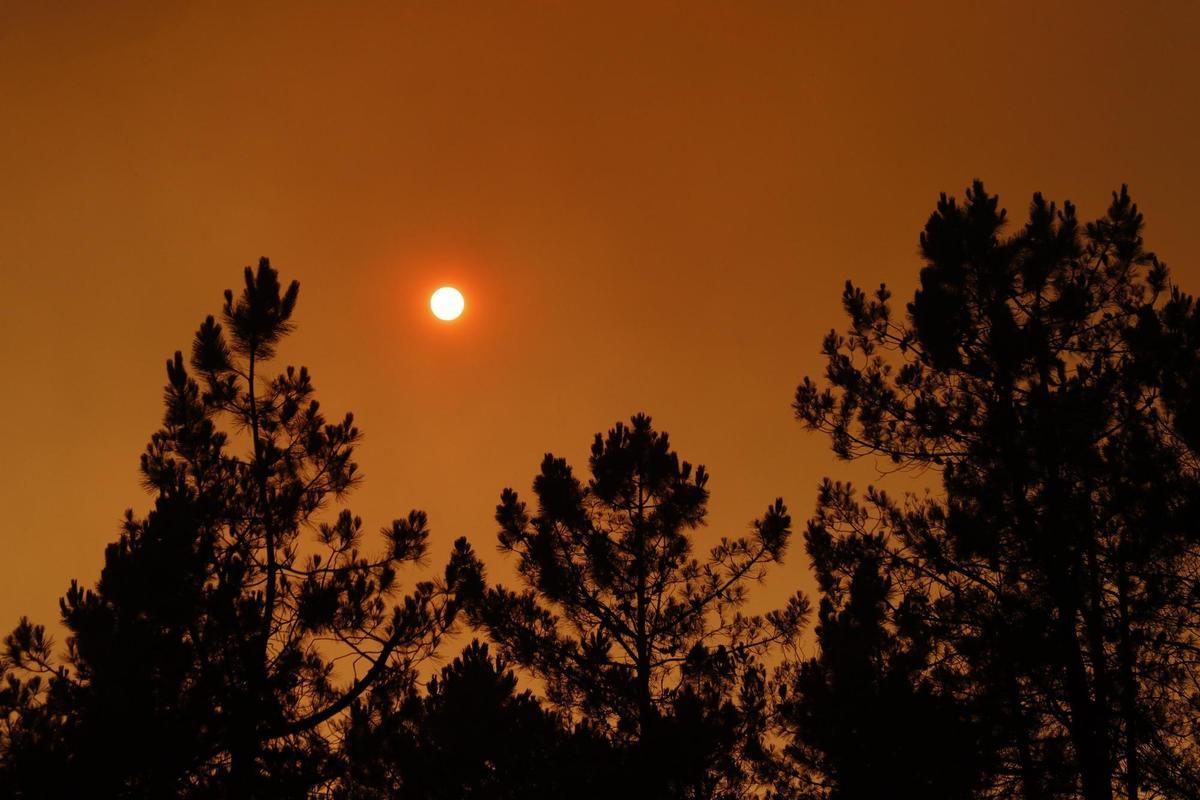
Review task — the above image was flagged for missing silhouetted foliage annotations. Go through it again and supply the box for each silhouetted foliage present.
[4,183,1199,800]
[791,183,1200,800]
[453,414,809,799]
[1,260,456,797]
[774,484,994,800]
[333,639,619,799]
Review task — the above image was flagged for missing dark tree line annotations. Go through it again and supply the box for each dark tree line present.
[3,183,1199,799]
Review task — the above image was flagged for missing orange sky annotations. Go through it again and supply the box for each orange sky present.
[2,1,1199,640]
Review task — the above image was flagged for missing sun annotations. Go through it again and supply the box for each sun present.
[430,286,465,321]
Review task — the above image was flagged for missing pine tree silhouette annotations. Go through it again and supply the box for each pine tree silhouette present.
[791,183,1200,800]
[451,414,809,799]
[1,260,457,797]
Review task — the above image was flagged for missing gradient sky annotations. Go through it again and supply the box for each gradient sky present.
[2,1,1199,637]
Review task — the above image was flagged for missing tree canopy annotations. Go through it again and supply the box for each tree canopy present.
[2,260,457,797]
[453,414,809,798]
[790,182,1200,800]
[4,184,1200,800]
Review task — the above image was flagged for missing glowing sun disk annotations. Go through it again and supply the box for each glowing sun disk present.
[430,286,464,321]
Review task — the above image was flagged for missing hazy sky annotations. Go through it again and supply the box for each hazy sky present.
[2,1,1199,635]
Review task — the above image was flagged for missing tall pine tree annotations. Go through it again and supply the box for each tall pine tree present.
[453,414,809,799]
[1,260,456,797]
[791,183,1200,799]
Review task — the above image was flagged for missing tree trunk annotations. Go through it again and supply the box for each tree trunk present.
[633,482,657,795]
[1053,580,1114,800]
[1117,563,1139,800]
